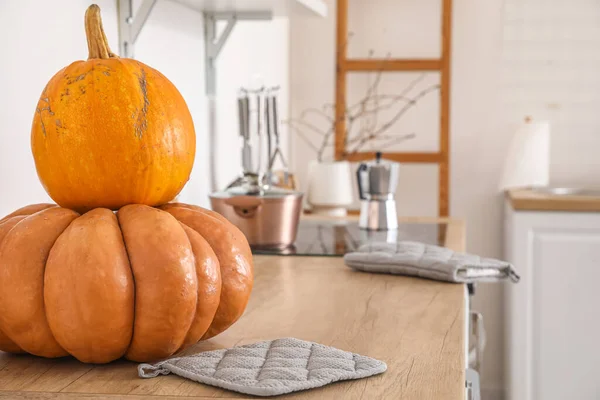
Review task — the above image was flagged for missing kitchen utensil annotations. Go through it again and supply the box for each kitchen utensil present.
[229,88,260,193]
[224,172,261,194]
[263,91,274,185]
[238,92,252,174]
[210,185,303,249]
[263,88,295,190]
[217,86,303,249]
[267,91,287,169]
[255,88,263,172]
[356,152,399,230]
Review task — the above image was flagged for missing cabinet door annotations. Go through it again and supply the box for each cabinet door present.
[508,210,600,400]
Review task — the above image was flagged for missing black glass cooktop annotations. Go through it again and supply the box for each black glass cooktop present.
[252,219,447,257]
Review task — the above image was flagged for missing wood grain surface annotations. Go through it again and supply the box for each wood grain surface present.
[0,219,466,400]
[507,188,600,212]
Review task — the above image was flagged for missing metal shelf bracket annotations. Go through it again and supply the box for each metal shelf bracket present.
[202,10,271,192]
[204,13,236,96]
[118,0,158,58]
[204,11,271,95]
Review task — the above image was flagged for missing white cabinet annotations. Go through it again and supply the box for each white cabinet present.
[504,202,600,400]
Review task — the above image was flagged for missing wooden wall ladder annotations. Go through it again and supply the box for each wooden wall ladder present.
[334,0,453,216]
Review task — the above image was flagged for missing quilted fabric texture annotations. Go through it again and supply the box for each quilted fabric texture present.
[138,338,387,397]
[344,241,520,283]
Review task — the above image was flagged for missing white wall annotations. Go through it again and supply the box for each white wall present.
[0,0,288,216]
[502,0,600,187]
[451,1,507,397]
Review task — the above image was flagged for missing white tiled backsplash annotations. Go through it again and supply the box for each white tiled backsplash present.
[502,0,600,186]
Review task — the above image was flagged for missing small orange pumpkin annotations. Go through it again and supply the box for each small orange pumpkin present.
[31,5,196,213]
[0,203,253,363]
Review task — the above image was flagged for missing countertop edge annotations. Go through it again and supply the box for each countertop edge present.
[507,188,600,212]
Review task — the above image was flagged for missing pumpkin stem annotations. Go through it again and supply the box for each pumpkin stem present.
[85,4,118,60]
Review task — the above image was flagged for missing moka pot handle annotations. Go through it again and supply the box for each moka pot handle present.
[356,163,368,200]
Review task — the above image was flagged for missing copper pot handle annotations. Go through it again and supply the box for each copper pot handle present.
[223,196,263,219]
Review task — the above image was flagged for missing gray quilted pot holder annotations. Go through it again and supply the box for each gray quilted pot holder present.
[138,338,387,397]
[344,241,520,283]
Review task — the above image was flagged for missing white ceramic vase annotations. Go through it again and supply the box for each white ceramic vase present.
[306,160,354,217]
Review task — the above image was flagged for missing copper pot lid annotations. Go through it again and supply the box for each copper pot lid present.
[211,173,302,199]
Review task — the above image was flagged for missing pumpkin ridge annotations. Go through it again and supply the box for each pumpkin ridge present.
[46,216,86,358]
[117,205,197,362]
[0,216,28,353]
[177,222,222,350]
[161,205,253,339]
[39,210,80,357]
[45,209,134,363]
[180,222,202,338]
[0,204,56,224]
[114,207,138,358]
[0,208,79,357]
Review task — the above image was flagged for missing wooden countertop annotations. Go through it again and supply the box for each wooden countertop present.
[0,217,466,399]
[507,188,600,212]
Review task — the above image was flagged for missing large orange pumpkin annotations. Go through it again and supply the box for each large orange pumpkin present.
[31,5,196,213]
[0,203,253,363]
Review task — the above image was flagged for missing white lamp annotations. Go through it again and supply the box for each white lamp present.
[499,117,551,191]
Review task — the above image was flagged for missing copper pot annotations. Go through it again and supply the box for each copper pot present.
[209,189,303,249]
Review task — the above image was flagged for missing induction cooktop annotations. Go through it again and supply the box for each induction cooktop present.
[252,219,447,257]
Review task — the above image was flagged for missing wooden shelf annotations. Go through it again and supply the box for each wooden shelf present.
[171,0,327,17]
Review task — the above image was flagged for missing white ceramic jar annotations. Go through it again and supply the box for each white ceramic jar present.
[306,160,354,217]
